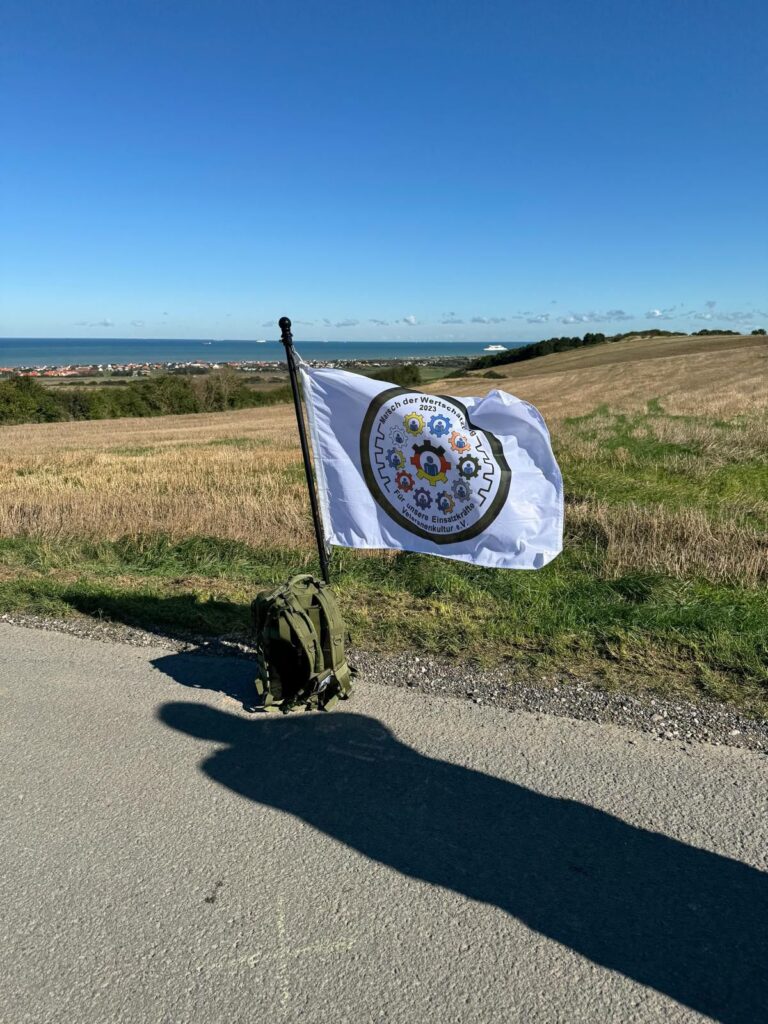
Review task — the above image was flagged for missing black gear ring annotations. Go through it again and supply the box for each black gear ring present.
[457,454,481,479]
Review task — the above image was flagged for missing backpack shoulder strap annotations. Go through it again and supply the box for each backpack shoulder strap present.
[312,581,354,693]
[278,598,324,677]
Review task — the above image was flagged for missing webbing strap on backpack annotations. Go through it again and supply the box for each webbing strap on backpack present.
[312,584,353,691]
[250,574,354,712]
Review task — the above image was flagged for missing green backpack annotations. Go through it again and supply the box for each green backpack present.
[250,574,354,712]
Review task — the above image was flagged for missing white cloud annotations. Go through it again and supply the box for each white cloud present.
[334,318,359,328]
[75,318,115,327]
[714,310,760,324]
[130,319,145,327]
[687,308,760,325]
[470,315,506,324]
[645,307,678,320]
[401,314,417,326]
[369,318,390,326]
[558,310,632,325]
[526,313,551,324]
[643,304,762,327]
[638,303,765,327]
[441,312,464,324]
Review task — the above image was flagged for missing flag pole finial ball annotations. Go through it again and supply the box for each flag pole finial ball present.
[279,316,292,331]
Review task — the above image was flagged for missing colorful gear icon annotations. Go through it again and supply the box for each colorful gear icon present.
[403,412,425,436]
[413,487,432,509]
[457,454,481,479]
[436,491,455,514]
[451,478,472,502]
[427,413,453,438]
[386,447,405,470]
[395,469,415,492]
[410,439,450,485]
[449,431,471,454]
[389,425,409,447]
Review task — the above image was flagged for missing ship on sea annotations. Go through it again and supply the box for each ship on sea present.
[483,344,508,352]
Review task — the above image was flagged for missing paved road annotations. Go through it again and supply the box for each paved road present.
[1,622,766,1024]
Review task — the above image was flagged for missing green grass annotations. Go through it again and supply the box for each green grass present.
[111,437,271,457]
[0,530,766,714]
[558,405,768,527]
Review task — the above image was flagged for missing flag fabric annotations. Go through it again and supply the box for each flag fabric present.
[299,360,564,570]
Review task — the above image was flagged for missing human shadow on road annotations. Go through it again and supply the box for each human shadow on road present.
[152,650,255,706]
[159,700,767,1023]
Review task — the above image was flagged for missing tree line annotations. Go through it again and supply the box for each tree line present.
[465,332,609,371]
[0,372,292,426]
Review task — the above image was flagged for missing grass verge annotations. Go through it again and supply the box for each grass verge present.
[1,533,766,716]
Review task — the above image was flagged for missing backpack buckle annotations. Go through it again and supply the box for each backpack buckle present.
[314,670,334,694]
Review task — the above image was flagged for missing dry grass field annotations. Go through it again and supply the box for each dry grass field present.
[1,332,766,710]
[432,332,768,416]
[1,334,765,574]
[0,406,313,550]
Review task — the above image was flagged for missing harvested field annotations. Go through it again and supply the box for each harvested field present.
[0,404,298,452]
[433,333,768,417]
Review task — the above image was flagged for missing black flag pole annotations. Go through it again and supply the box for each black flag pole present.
[278,316,331,584]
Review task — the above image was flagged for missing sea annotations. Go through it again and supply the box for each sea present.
[0,338,520,369]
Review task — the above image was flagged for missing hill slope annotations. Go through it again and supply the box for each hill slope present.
[432,333,767,418]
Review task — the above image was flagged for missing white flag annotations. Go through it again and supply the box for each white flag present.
[299,362,564,570]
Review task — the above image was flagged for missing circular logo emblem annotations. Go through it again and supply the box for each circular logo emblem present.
[360,388,511,544]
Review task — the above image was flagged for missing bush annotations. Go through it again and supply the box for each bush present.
[371,364,422,387]
[0,372,292,426]
[691,329,741,337]
[0,377,68,425]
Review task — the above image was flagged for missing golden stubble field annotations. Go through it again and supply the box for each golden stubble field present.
[431,332,768,416]
[1,334,766,582]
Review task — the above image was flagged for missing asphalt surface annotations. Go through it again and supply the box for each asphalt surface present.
[1,622,766,1024]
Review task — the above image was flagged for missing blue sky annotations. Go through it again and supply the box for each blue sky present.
[1,0,766,341]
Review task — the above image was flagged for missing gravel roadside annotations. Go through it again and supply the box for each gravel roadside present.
[2,610,766,754]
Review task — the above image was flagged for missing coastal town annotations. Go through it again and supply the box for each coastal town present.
[0,359,244,378]
[0,353,472,378]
